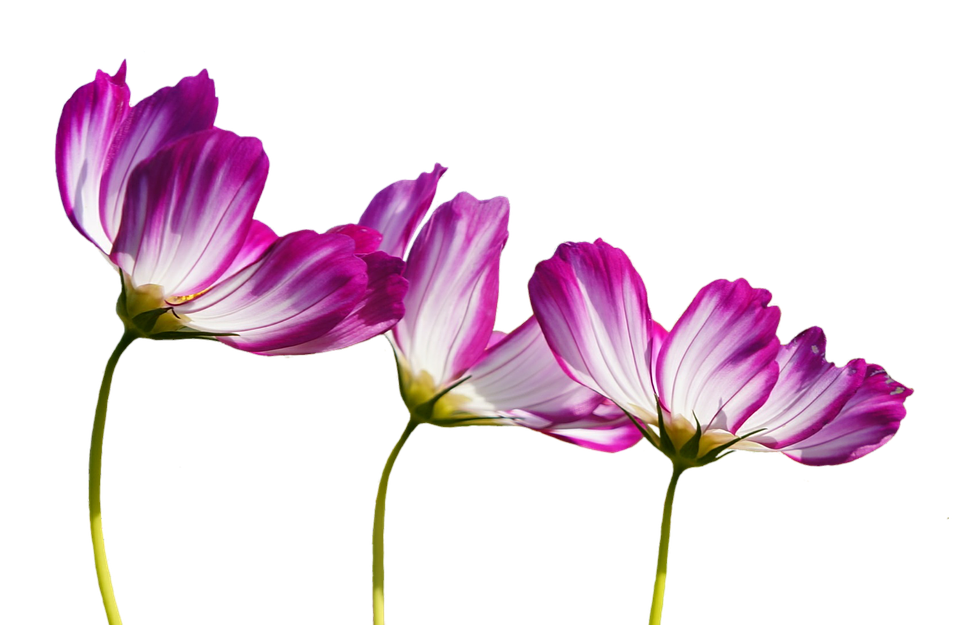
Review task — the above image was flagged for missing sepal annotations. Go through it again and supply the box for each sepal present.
[643,392,767,469]
[677,414,702,460]
[695,428,765,467]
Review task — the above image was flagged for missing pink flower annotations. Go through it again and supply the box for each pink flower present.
[529,240,910,465]
[358,168,641,451]
[57,62,406,353]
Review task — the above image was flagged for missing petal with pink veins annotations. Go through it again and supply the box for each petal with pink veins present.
[783,364,911,465]
[455,317,604,421]
[392,192,508,386]
[259,251,407,354]
[174,231,368,354]
[220,220,278,279]
[99,70,218,243]
[110,129,268,298]
[56,62,130,251]
[358,164,446,258]
[739,328,866,448]
[536,400,644,453]
[529,240,659,422]
[656,279,781,433]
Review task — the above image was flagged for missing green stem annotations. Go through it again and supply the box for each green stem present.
[649,464,684,625]
[90,331,137,625]
[373,419,418,625]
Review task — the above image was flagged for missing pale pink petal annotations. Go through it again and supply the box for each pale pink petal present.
[739,328,866,447]
[56,62,130,251]
[259,251,407,354]
[358,164,446,257]
[783,364,911,465]
[455,317,604,420]
[110,129,268,298]
[174,231,368,354]
[99,70,218,242]
[392,193,508,386]
[656,279,781,433]
[529,240,659,422]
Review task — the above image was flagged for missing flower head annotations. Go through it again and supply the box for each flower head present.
[357,168,642,451]
[57,63,406,353]
[529,240,910,466]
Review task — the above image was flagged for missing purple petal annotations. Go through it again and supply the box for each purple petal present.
[528,240,659,422]
[326,223,383,255]
[739,328,866,447]
[656,279,781,433]
[56,62,130,251]
[219,220,278,280]
[110,129,268,298]
[358,163,446,257]
[99,70,218,243]
[538,400,644,453]
[783,364,911,465]
[456,316,604,421]
[174,231,368,354]
[259,251,407,354]
[392,192,508,386]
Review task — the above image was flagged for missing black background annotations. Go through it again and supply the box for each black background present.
[45,48,928,624]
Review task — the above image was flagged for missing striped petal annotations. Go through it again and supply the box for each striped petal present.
[656,279,781,433]
[99,70,217,243]
[110,129,268,299]
[536,400,644,453]
[220,220,278,280]
[783,364,911,465]
[258,251,407,354]
[392,192,508,386]
[174,231,368,354]
[433,316,639,452]
[739,328,866,447]
[358,164,446,257]
[529,240,659,422]
[455,316,604,421]
[56,62,130,251]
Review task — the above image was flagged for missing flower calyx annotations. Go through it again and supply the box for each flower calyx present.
[398,367,472,428]
[632,401,765,470]
[115,271,235,342]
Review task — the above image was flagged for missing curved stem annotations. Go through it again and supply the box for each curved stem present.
[373,419,418,625]
[90,331,137,625]
[649,464,684,625]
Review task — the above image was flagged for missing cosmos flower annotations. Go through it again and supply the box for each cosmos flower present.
[528,239,909,465]
[57,62,407,352]
[360,166,640,449]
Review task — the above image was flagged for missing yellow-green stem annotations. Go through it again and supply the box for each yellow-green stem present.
[90,332,137,625]
[373,419,418,625]
[649,464,684,625]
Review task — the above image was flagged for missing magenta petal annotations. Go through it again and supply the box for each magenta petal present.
[56,62,130,251]
[392,192,508,385]
[358,164,446,257]
[110,129,268,298]
[326,223,383,255]
[739,328,866,447]
[529,240,659,421]
[656,279,781,432]
[539,401,644,453]
[174,231,368,354]
[783,364,911,465]
[99,70,218,243]
[260,251,407,354]
[220,220,278,279]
